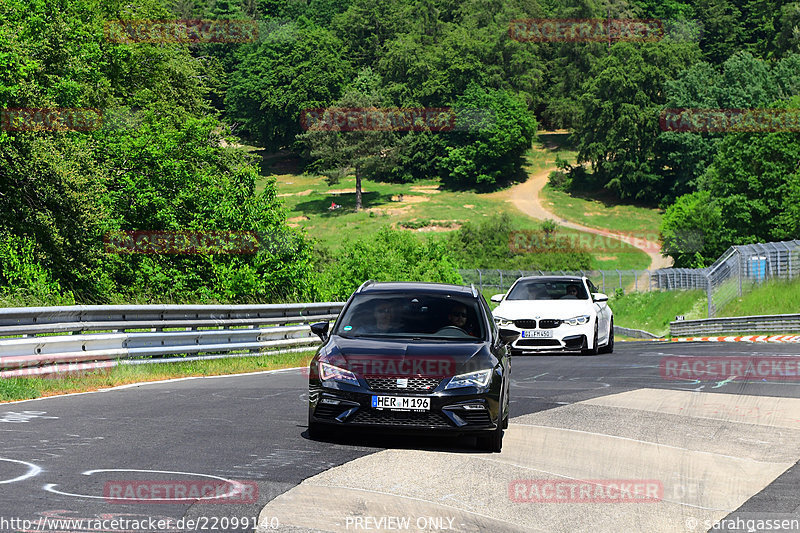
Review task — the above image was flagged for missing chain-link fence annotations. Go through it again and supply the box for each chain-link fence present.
[654,240,800,317]
[462,240,800,317]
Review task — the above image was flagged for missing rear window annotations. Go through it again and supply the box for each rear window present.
[506,280,589,301]
[334,293,486,340]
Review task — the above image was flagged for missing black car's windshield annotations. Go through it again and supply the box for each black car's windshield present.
[506,280,589,300]
[334,293,486,340]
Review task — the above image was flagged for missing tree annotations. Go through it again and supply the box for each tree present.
[297,69,398,211]
[439,84,538,189]
[316,227,463,301]
[572,41,700,202]
[662,116,800,266]
[225,17,353,149]
[660,190,725,267]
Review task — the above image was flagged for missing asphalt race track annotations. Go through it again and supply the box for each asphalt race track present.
[2,341,800,533]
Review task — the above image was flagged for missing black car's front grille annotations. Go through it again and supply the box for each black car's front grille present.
[351,410,452,428]
[457,411,492,426]
[538,319,562,329]
[514,319,537,329]
[366,377,442,392]
[314,403,348,419]
[517,339,561,347]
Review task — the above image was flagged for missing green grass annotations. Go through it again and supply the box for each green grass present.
[261,145,650,271]
[610,290,707,336]
[540,184,664,238]
[718,278,800,317]
[0,350,316,403]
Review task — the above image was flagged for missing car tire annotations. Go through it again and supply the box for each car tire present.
[582,323,599,355]
[599,320,614,354]
[307,413,326,440]
[477,392,504,452]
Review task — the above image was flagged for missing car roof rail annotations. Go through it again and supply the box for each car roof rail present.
[356,280,375,293]
[470,283,478,298]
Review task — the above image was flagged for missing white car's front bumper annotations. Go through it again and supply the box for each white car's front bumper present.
[500,321,594,352]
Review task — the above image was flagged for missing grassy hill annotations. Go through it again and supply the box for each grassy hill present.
[610,290,707,336]
[718,278,800,318]
[258,133,661,272]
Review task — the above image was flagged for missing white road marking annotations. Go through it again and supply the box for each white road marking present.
[0,457,42,484]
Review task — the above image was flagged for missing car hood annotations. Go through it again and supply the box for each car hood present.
[322,336,489,377]
[493,300,595,320]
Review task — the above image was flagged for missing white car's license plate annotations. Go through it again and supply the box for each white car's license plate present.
[371,396,430,411]
[522,329,553,338]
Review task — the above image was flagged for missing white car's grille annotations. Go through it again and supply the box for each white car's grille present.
[538,319,562,329]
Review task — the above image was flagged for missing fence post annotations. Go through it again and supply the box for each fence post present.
[601,272,605,292]
[634,271,638,291]
[498,269,503,290]
[737,248,743,296]
[478,269,483,292]
[705,271,714,318]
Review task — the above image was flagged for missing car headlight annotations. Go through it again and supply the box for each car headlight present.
[494,316,513,327]
[445,369,493,390]
[564,315,591,326]
[319,362,359,386]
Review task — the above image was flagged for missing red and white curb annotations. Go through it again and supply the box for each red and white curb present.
[670,335,800,343]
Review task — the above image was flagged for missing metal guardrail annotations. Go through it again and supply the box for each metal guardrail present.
[670,313,800,337]
[0,303,345,377]
[614,326,662,340]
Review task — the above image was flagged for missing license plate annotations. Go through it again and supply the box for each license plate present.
[371,396,430,411]
[522,329,553,338]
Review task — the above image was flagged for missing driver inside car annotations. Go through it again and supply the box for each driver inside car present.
[446,302,476,336]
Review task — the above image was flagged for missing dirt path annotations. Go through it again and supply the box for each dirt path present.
[495,164,673,270]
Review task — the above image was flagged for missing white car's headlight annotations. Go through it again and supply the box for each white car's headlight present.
[564,315,591,326]
[445,369,493,390]
[319,362,359,386]
[493,316,513,327]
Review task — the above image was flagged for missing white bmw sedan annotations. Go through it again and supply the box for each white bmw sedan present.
[490,276,613,355]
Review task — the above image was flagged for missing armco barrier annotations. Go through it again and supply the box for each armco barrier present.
[0,303,344,377]
[614,326,662,340]
[670,313,800,337]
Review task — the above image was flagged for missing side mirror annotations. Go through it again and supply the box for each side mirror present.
[310,321,329,341]
[592,293,609,303]
[490,294,504,303]
[498,328,520,345]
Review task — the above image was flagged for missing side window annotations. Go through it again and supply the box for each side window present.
[587,280,598,294]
